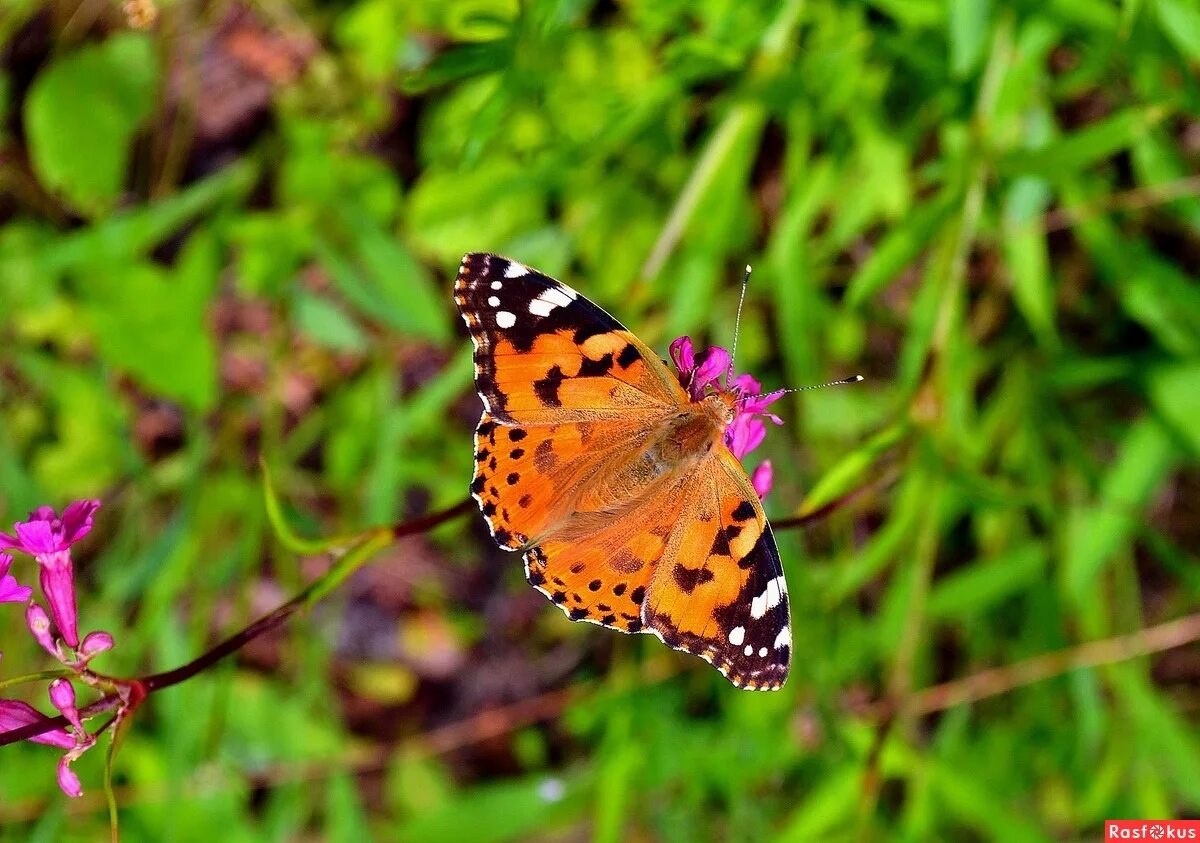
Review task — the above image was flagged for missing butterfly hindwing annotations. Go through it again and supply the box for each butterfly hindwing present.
[517,451,790,690]
[642,449,790,690]
[470,412,663,550]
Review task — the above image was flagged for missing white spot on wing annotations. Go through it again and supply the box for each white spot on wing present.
[496,311,517,329]
[491,280,503,290]
[759,647,768,657]
[744,645,753,656]
[774,626,792,649]
[728,626,745,646]
[750,576,787,619]
[529,286,574,317]
[504,262,529,278]
[487,296,500,307]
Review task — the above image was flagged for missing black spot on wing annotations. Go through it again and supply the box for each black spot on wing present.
[709,530,732,556]
[672,563,715,594]
[617,343,640,368]
[736,524,776,569]
[533,365,566,407]
[732,501,756,521]
[578,352,614,377]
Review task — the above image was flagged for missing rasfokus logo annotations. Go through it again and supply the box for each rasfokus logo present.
[1106,821,1200,839]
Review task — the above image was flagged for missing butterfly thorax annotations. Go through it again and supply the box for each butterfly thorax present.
[637,395,733,477]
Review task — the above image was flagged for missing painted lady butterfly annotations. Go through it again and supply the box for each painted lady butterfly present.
[454,253,791,690]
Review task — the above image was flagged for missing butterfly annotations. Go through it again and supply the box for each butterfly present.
[454,253,790,690]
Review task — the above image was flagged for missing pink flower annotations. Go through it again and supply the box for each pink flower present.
[47,679,96,797]
[26,602,59,659]
[750,461,773,499]
[1,500,113,800]
[670,337,732,401]
[0,553,32,604]
[1,500,99,649]
[668,337,785,469]
[0,500,100,555]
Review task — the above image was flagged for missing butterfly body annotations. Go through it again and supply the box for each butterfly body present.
[455,253,791,690]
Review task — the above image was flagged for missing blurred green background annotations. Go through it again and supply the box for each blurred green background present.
[2,0,1199,839]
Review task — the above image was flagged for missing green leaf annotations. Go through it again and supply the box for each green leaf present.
[776,764,861,841]
[390,775,584,843]
[1002,178,1057,347]
[928,542,1047,620]
[405,159,546,265]
[1000,107,1166,179]
[927,759,1056,842]
[1147,361,1200,457]
[1062,415,1179,604]
[16,356,129,496]
[845,191,956,307]
[293,290,369,353]
[24,33,158,215]
[80,236,219,410]
[949,0,991,77]
[798,422,907,517]
[1155,0,1200,62]
[1112,671,1200,805]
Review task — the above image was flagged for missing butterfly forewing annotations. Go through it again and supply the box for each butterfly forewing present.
[454,253,682,423]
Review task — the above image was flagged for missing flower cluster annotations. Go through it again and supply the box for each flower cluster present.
[668,337,783,499]
[0,501,112,797]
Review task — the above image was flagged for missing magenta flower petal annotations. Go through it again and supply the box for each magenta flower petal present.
[731,373,761,395]
[5,500,101,556]
[0,575,32,604]
[38,553,79,648]
[0,554,32,604]
[26,603,59,658]
[692,346,731,395]
[669,336,695,376]
[57,756,83,798]
[79,631,114,658]
[12,520,57,555]
[59,500,100,547]
[48,679,83,734]
[726,416,767,459]
[750,461,773,499]
[0,699,76,749]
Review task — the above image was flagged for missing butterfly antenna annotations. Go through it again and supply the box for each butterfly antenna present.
[727,264,752,382]
[741,376,865,403]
